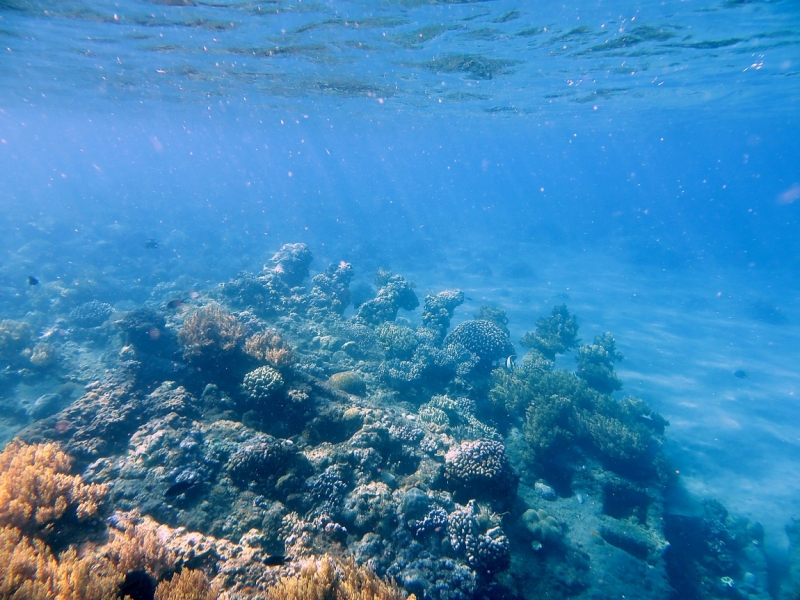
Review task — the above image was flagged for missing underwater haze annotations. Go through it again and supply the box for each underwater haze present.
[1,0,800,599]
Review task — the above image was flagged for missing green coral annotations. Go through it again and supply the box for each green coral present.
[576,332,623,394]
[520,305,580,360]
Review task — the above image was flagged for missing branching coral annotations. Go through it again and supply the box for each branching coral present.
[178,303,244,362]
[0,525,123,600]
[420,290,464,342]
[264,555,412,600]
[154,569,220,600]
[519,304,580,360]
[241,365,285,404]
[576,332,623,394]
[245,329,295,367]
[0,440,108,537]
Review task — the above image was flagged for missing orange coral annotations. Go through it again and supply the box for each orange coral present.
[154,569,221,600]
[244,329,294,368]
[0,525,123,600]
[0,440,108,536]
[178,303,245,362]
[101,515,177,578]
[265,555,413,600]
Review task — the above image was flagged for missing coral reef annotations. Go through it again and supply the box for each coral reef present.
[519,304,580,360]
[2,242,775,600]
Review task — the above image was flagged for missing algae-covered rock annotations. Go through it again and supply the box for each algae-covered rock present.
[328,371,367,396]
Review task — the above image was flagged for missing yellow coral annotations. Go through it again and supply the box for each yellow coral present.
[265,555,413,600]
[178,304,244,362]
[0,440,108,535]
[154,569,220,600]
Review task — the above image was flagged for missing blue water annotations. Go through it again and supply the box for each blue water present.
[2,0,800,595]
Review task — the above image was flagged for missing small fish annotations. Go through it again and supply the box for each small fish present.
[263,555,288,566]
[505,355,517,371]
[734,370,748,379]
[166,298,189,310]
[27,276,39,286]
[144,239,160,249]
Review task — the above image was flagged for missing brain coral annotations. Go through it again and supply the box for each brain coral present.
[442,320,514,365]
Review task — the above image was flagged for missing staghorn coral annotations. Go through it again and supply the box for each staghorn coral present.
[264,554,412,600]
[576,332,624,394]
[519,304,580,360]
[245,329,295,367]
[0,440,108,538]
[178,303,244,363]
[154,569,220,600]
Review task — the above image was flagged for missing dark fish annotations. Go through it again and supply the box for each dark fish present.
[27,276,39,286]
[165,480,198,497]
[144,239,160,249]
[734,370,748,379]
[263,555,288,566]
[166,298,189,310]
